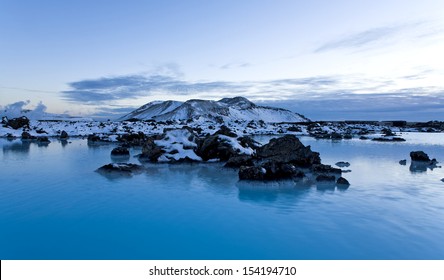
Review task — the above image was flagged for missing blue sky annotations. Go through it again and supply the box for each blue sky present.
[1,0,444,120]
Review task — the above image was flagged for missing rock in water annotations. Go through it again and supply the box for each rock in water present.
[60,130,69,139]
[96,163,144,176]
[316,174,336,182]
[224,155,254,168]
[336,177,350,186]
[238,166,266,180]
[111,147,130,156]
[399,159,407,165]
[256,135,320,167]
[410,151,431,162]
[335,161,350,168]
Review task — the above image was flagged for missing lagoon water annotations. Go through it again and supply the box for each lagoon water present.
[1,133,444,259]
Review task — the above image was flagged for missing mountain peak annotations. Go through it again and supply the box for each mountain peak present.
[119,97,309,123]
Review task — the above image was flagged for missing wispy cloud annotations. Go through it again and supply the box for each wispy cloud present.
[314,21,433,53]
[219,62,251,70]
[61,75,245,103]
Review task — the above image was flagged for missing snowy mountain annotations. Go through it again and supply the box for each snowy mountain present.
[119,97,309,123]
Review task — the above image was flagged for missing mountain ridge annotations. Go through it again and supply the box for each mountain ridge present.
[119,96,309,123]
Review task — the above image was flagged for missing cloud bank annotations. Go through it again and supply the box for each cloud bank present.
[60,72,444,121]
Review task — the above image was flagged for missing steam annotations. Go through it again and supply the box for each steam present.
[1,100,49,120]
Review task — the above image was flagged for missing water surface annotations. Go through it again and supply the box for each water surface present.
[1,133,444,259]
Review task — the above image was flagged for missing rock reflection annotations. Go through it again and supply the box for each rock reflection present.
[2,140,31,155]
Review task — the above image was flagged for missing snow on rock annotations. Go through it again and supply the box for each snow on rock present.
[155,129,202,162]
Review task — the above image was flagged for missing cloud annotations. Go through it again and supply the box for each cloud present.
[62,75,247,103]
[219,62,251,70]
[314,22,431,53]
[60,70,444,121]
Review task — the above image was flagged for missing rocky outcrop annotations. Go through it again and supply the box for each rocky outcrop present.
[335,161,350,168]
[237,135,347,183]
[408,151,439,172]
[256,135,320,167]
[139,137,164,162]
[6,116,30,129]
[117,132,147,146]
[224,155,254,168]
[21,131,36,140]
[60,130,69,139]
[96,163,144,176]
[111,147,130,156]
[336,177,350,186]
[410,151,431,162]
[195,126,243,161]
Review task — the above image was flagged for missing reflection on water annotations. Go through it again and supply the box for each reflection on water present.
[2,140,31,155]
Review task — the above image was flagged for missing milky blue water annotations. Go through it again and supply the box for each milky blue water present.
[1,133,444,260]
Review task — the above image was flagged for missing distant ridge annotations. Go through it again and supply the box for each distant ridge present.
[119,96,309,123]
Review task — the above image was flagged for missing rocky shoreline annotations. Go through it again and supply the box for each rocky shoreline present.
[2,115,443,184]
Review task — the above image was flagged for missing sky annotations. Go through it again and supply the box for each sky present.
[1,0,444,121]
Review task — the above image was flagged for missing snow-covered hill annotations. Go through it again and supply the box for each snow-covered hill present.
[119,97,309,123]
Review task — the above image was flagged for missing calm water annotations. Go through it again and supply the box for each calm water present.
[1,133,444,259]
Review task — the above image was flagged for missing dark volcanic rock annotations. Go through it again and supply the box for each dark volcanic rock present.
[6,116,29,129]
[111,147,130,156]
[410,151,431,162]
[139,137,164,162]
[96,163,144,176]
[196,134,237,161]
[372,137,406,142]
[215,125,237,137]
[256,135,320,167]
[260,161,304,180]
[237,136,261,150]
[239,166,266,180]
[336,177,350,186]
[21,131,36,140]
[312,164,342,175]
[316,174,336,182]
[224,155,254,167]
[60,130,69,139]
[335,161,350,168]
[117,132,146,146]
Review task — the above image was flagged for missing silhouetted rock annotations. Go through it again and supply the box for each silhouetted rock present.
[312,164,342,175]
[6,116,29,129]
[335,161,350,168]
[410,151,431,162]
[111,147,130,156]
[239,166,266,180]
[96,163,144,176]
[316,174,336,182]
[21,131,36,140]
[372,137,406,142]
[224,155,254,167]
[60,130,69,139]
[399,159,407,165]
[336,177,350,186]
